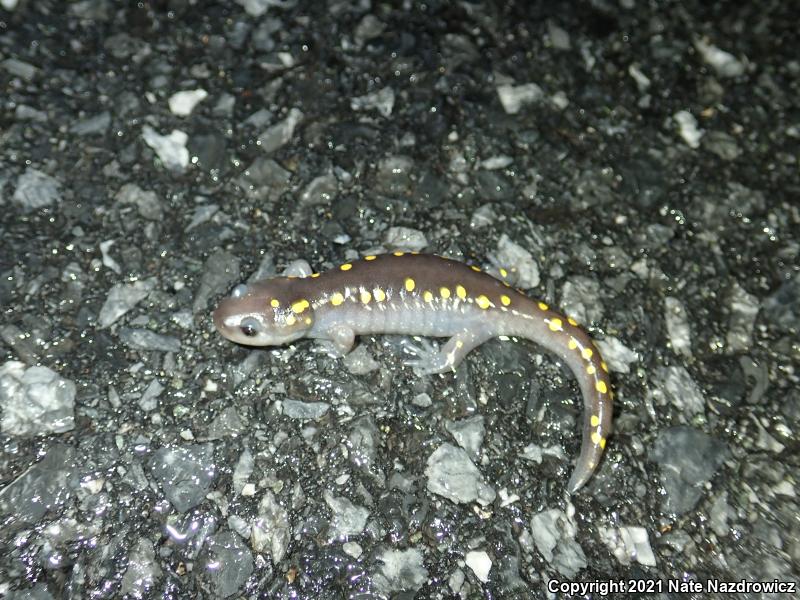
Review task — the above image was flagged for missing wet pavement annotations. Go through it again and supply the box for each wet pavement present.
[1,1,798,598]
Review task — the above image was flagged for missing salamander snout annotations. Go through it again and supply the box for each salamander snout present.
[211,297,233,333]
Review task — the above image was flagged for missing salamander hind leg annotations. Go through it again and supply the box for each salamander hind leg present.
[404,329,492,375]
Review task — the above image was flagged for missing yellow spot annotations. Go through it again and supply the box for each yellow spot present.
[470,265,481,272]
[405,278,415,292]
[340,263,352,271]
[291,299,309,313]
[568,317,578,326]
[601,361,609,373]
[500,295,511,306]
[311,273,320,278]
[476,295,492,309]
[365,255,377,261]
[456,285,467,299]
[270,299,280,308]
[538,302,549,311]
[285,315,297,326]
[568,338,578,350]
[499,267,508,278]
[374,288,386,302]
[587,365,596,375]
[456,340,464,349]
[440,287,451,299]
[423,291,434,303]
[393,251,405,257]
[591,431,602,446]
[304,317,312,325]
[360,290,371,304]
[548,318,563,332]
[600,437,606,449]
[581,348,593,360]
[596,380,608,394]
[331,292,344,306]
[590,415,600,427]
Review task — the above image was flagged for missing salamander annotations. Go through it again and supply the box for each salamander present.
[212,252,612,493]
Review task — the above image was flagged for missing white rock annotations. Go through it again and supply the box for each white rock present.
[496,83,544,115]
[12,168,61,210]
[168,89,208,116]
[664,296,692,356]
[250,490,290,562]
[142,126,190,171]
[495,234,539,288]
[595,336,639,374]
[351,86,395,117]
[324,491,369,540]
[694,38,745,78]
[673,110,703,149]
[383,227,428,252]
[0,361,76,437]
[97,278,155,329]
[343,541,363,558]
[628,63,651,92]
[425,443,496,506]
[373,548,428,594]
[599,525,657,567]
[465,550,492,583]
[258,108,304,154]
[235,0,283,17]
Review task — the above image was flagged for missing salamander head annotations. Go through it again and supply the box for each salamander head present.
[212,279,314,346]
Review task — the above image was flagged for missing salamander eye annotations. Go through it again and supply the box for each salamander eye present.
[239,317,260,337]
[231,284,249,298]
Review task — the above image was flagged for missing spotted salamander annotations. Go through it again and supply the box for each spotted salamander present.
[213,252,612,493]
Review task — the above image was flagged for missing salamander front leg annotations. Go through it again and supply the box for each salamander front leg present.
[405,329,493,375]
[325,325,356,357]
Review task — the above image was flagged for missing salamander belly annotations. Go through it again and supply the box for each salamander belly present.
[312,297,492,339]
